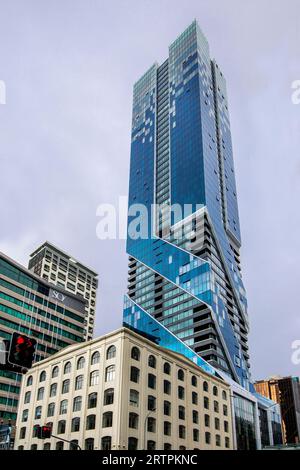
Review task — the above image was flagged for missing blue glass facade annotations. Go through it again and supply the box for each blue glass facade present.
[123,295,218,378]
[124,20,283,449]
[127,20,249,389]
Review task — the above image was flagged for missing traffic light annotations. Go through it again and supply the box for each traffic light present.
[8,333,37,369]
[33,424,42,439]
[41,425,52,439]
[33,424,52,439]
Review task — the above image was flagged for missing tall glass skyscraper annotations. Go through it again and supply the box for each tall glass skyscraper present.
[126,20,250,390]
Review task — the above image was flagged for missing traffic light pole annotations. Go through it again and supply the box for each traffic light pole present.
[49,434,82,450]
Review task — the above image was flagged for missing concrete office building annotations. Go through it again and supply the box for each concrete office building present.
[28,242,98,341]
[255,376,300,444]
[14,327,234,450]
[0,251,87,424]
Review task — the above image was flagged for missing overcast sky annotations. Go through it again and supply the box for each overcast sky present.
[0,0,299,381]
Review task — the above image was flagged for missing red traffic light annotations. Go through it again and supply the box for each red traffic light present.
[8,333,37,369]
[33,424,52,439]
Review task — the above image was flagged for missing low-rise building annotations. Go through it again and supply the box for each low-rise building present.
[255,376,300,445]
[14,327,234,450]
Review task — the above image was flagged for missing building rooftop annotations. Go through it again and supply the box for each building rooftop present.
[25,326,229,387]
[0,250,87,308]
[29,241,98,277]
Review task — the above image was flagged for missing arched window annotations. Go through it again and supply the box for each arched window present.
[26,375,33,386]
[178,405,185,420]
[57,419,66,434]
[177,369,184,381]
[102,411,113,428]
[163,363,171,375]
[148,373,156,389]
[35,406,42,419]
[131,347,140,361]
[148,355,156,368]
[75,375,83,390]
[105,365,115,382]
[77,357,85,370]
[104,389,114,406]
[56,441,64,449]
[39,371,46,382]
[85,438,94,450]
[130,366,139,383]
[106,345,116,359]
[203,381,209,392]
[62,379,70,394]
[222,390,227,400]
[73,396,82,412]
[60,399,68,415]
[191,375,197,387]
[164,400,171,416]
[178,386,185,399]
[129,412,139,429]
[101,436,112,450]
[24,391,31,404]
[147,417,156,433]
[129,389,139,407]
[88,392,98,408]
[179,425,186,439]
[52,366,59,378]
[69,440,79,450]
[148,395,156,411]
[164,380,171,395]
[204,396,209,409]
[90,370,99,386]
[22,409,28,422]
[86,414,96,430]
[193,429,199,442]
[128,437,138,451]
[147,440,156,450]
[64,361,71,374]
[193,410,199,424]
[71,417,80,432]
[47,403,55,417]
[43,443,51,450]
[205,432,211,444]
[164,421,171,436]
[91,351,100,365]
[50,383,57,397]
[19,427,26,439]
[213,386,218,396]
